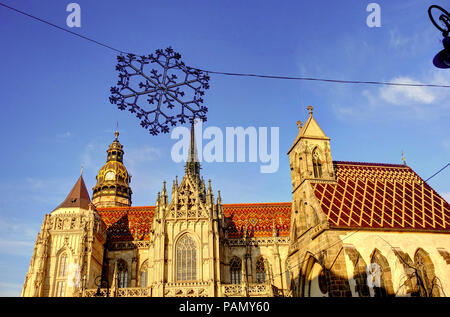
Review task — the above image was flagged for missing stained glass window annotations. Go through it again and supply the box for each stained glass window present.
[58,254,68,277]
[256,257,266,283]
[312,148,322,178]
[140,261,148,287]
[176,235,197,281]
[117,260,128,288]
[230,257,242,284]
[55,281,66,297]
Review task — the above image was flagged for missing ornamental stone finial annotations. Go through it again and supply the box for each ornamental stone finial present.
[307,105,314,116]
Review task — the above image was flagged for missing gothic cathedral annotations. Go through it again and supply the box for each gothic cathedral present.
[22,107,450,297]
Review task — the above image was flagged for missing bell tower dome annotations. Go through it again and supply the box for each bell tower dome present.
[92,131,132,208]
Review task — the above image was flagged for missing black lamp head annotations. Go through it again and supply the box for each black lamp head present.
[433,37,450,69]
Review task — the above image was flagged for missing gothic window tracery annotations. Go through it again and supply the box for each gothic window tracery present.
[55,281,66,297]
[117,259,128,288]
[58,253,68,277]
[230,257,242,284]
[55,253,68,297]
[413,249,439,297]
[312,148,322,178]
[176,235,197,281]
[256,257,266,283]
[140,261,148,287]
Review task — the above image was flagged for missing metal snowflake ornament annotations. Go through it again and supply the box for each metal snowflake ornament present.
[109,47,210,135]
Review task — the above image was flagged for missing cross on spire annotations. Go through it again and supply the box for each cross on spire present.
[115,122,119,140]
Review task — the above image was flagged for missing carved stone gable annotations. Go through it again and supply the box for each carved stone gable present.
[167,175,209,219]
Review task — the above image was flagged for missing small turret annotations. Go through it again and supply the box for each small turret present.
[161,181,168,207]
[206,179,214,207]
[156,192,161,208]
[216,190,224,221]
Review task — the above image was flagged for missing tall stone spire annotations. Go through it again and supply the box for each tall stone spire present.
[185,121,201,181]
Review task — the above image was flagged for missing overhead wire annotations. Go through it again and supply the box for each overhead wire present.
[0,2,128,54]
[425,163,450,182]
[2,1,450,89]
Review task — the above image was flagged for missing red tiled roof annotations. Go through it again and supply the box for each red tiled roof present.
[312,161,450,232]
[96,203,292,241]
[222,203,291,238]
[97,206,155,241]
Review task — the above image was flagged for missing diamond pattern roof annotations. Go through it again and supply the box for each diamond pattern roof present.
[312,161,450,232]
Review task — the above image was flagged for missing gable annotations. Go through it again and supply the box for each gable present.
[300,115,329,139]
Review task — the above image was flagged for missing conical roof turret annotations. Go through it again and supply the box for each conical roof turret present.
[54,174,91,210]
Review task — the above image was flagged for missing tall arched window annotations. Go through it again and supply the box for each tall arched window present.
[304,257,328,297]
[230,257,242,284]
[58,253,68,277]
[117,260,128,288]
[312,149,322,178]
[140,260,148,287]
[55,253,68,297]
[176,235,197,281]
[256,257,266,283]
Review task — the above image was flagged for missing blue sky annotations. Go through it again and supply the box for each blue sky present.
[0,0,449,296]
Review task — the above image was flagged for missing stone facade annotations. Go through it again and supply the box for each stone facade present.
[21,178,106,297]
[22,107,450,297]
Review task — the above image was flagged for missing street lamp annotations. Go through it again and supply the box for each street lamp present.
[93,275,110,297]
[428,5,450,68]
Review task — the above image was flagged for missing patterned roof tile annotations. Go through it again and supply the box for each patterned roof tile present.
[222,203,291,238]
[97,206,155,241]
[312,161,450,232]
[96,203,292,241]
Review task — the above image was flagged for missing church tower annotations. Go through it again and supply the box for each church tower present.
[92,131,132,208]
[148,122,225,297]
[287,105,336,241]
[22,173,106,297]
[286,106,354,298]
[288,105,335,190]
